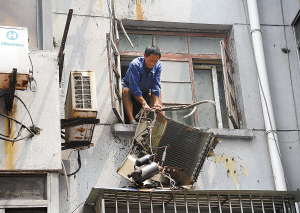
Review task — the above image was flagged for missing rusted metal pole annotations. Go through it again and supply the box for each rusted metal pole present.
[5,68,17,111]
[58,9,73,85]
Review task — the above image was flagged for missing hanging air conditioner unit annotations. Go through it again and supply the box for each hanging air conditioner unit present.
[0,26,29,90]
[65,70,97,144]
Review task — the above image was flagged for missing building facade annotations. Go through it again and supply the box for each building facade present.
[1,0,300,212]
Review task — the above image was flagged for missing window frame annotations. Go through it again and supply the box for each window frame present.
[109,29,240,129]
[0,173,59,213]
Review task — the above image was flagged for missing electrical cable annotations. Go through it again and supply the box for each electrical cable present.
[14,95,34,125]
[0,112,34,136]
[0,94,36,142]
[66,150,82,177]
[61,160,70,201]
[28,54,37,92]
[279,0,300,147]
[71,201,85,213]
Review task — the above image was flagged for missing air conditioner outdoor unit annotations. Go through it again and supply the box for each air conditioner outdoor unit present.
[65,70,97,144]
[0,26,29,90]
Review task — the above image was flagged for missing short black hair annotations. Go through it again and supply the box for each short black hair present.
[145,45,161,58]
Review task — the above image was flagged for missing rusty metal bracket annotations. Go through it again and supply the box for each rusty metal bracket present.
[58,9,73,85]
[5,68,17,111]
[61,118,99,150]
[61,142,93,150]
[61,118,100,129]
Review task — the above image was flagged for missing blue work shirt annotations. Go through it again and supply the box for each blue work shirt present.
[122,57,162,97]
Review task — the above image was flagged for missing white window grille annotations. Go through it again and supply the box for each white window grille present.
[86,188,300,213]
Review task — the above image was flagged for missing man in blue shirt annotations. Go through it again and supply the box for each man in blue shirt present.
[122,45,162,124]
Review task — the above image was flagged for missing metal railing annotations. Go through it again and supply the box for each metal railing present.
[86,188,300,213]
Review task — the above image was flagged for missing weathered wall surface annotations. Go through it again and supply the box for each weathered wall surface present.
[50,0,300,212]
[0,51,61,170]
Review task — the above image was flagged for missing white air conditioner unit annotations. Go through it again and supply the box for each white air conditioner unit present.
[65,70,97,144]
[0,26,29,90]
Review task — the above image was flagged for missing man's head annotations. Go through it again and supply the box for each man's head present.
[144,45,161,69]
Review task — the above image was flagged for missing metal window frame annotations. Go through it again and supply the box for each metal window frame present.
[193,65,223,128]
[87,188,300,213]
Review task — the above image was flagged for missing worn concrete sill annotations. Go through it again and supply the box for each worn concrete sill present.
[114,124,254,139]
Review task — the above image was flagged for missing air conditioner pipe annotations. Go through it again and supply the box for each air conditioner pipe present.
[246,0,287,190]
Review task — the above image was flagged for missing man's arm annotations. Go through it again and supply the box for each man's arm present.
[133,95,150,110]
[152,94,162,111]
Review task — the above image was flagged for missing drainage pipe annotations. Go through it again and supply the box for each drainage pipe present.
[246,0,287,191]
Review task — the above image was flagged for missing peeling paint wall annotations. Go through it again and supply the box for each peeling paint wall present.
[0,51,61,170]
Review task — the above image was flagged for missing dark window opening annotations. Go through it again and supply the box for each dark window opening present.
[5,208,47,213]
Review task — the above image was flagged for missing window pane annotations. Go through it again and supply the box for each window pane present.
[189,37,222,54]
[119,34,152,52]
[194,69,217,128]
[161,82,193,104]
[0,175,46,200]
[160,61,190,82]
[6,208,47,213]
[164,107,195,126]
[154,35,188,53]
[0,0,38,48]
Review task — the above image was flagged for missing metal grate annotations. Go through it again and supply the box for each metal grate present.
[86,188,300,213]
[154,117,214,182]
[74,75,92,109]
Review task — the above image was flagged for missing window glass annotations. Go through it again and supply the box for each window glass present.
[119,34,152,52]
[194,69,217,128]
[0,175,46,200]
[164,106,195,126]
[0,0,39,48]
[161,82,193,104]
[189,37,222,54]
[160,61,190,82]
[154,35,188,53]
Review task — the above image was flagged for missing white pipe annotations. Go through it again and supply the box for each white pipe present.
[246,0,287,191]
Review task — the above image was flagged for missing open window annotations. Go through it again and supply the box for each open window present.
[108,27,240,129]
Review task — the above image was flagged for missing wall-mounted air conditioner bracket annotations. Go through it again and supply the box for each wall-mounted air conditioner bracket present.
[61,118,99,129]
[61,141,93,150]
[58,9,73,85]
[61,117,99,150]
[5,68,17,111]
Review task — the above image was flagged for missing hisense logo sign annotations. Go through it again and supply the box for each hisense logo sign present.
[6,31,18,40]
[1,30,24,47]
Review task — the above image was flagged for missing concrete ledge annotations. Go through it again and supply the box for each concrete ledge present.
[114,124,254,139]
[201,128,254,139]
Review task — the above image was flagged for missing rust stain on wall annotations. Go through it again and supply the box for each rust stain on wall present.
[214,155,249,189]
[136,0,144,20]
[214,154,239,189]
[99,0,103,16]
[238,156,249,177]
[2,110,17,170]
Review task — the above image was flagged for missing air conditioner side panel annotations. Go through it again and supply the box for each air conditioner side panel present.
[64,70,98,143]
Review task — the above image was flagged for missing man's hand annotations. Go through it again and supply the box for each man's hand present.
[153,103,162,112]
[143,103,151,111]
